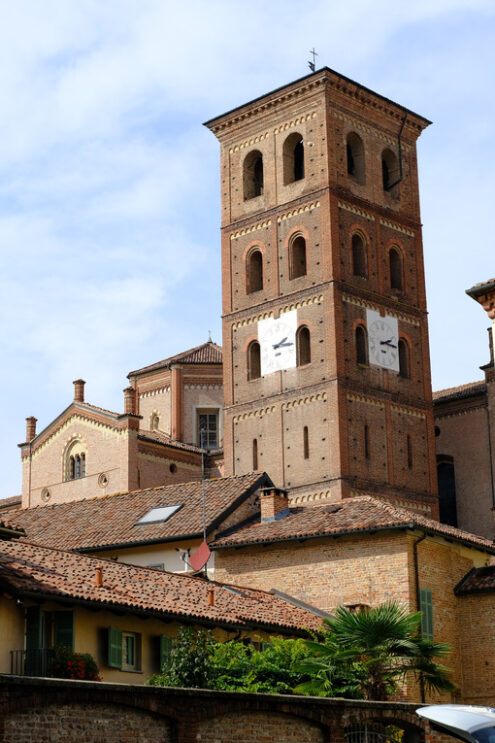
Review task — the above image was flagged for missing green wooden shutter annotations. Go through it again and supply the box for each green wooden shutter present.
[261,642,272,652]
[420,588,434,640]
[53,611,74,648]
[159,635,172,670]
[25,607,42,650]
[108,627,122,669]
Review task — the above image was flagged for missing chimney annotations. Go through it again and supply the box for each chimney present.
[25,417,37,442]
[95,566,103,587]
[123,386,136,415]
[73,379,86,403]
[260,487,290,522]
[207,586,215,606]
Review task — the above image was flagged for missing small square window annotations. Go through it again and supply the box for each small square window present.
[121,631,140,671]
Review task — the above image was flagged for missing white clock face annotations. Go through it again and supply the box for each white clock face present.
[366,309,400,371]
[258,310,297,376]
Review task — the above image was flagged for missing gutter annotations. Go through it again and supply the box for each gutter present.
[413,532,427,704]
[3,586,313,638]
[211,523,495,555]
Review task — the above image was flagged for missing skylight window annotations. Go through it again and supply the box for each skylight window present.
[135,504,183,525]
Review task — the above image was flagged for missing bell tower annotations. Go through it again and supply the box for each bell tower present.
[205,68,438,516]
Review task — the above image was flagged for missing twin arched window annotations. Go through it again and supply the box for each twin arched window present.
[244,150,264,200]
[398,338,410,378]
[64,440,87,481]
[247,341,261,380]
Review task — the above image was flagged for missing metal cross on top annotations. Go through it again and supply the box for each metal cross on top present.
[308,48,318,72]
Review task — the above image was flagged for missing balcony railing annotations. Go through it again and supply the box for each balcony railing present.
[10,648,55,677]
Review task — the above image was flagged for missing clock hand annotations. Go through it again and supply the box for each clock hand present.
[380,339,397,348]
[277,341,294,348]
[272,337,288,349]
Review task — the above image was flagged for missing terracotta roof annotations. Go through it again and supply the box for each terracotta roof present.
[0,495,22,512]
[128,342,223,377]
[433,381,486,403]
[0,515,25,537]
[211,496,495,554]
[455,565,495,595]
[14,473,270,552]
[138,429,222,456]
[0,540,321,633]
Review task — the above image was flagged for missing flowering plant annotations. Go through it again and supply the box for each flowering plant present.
[50,646,102,681]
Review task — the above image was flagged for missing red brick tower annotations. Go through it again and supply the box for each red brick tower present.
[205,68,438,516]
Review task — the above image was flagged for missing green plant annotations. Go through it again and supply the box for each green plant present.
[296,602,454,701]
[148,626,215,689]
[50,645,101,681]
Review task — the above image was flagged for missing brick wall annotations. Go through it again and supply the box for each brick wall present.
[0,676,459,743]
[457,591,495,704]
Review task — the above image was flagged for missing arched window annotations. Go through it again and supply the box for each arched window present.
[437,455,458,527]
[151,413,160,431]
[382,148,400,196]
[351,233,367,278]
[389,247,403,291]
[303,426,309,459]
[243,150,264,200]
[64,439,87,481]
[247,341,261,381]
[289,234,307,279]
[283,132,304,184]
[346,132,365,184]
[398,338,410,378]
[355,325,368,365]
[296,326,311,366]
[246,249,263,294]
[252,439,258,470]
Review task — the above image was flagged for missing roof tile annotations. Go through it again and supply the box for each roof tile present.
[14,473,268,552]
[211,496,495,553]
[0,540,320,633]
[128,342,222,377]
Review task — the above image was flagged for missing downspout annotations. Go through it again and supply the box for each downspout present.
[385,112,407,191]
[484,402,495,508]
[413,532,427,703]
[28,442,32,509]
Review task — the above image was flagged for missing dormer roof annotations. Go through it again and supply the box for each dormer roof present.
[128,341,222,378]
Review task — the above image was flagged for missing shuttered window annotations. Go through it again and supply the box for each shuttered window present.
[420,588,434,640]
[160,635,173,671]
[108,627,122,669]
[53,611,74,648]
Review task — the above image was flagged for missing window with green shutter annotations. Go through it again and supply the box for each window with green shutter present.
[53,611,74,648]
[108,627,122,669]
[159,635,172,671]
[420,588,434,640]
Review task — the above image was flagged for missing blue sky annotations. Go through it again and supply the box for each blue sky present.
[1,0,494,499]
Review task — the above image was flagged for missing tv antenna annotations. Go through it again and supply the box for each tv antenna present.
[308,48,318,72]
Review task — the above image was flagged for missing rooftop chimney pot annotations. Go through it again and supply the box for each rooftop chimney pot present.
[25,417,37,442]
[207,586,215,606]
[95,566,103,587]
[123,386,136,415]
[73,379,86,403]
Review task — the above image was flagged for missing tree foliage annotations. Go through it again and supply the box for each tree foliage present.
[148,602,454,702]
[296,602,455,700]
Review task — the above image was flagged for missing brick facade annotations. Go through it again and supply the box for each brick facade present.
[0,677,458,743]
[206,67,438,515]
